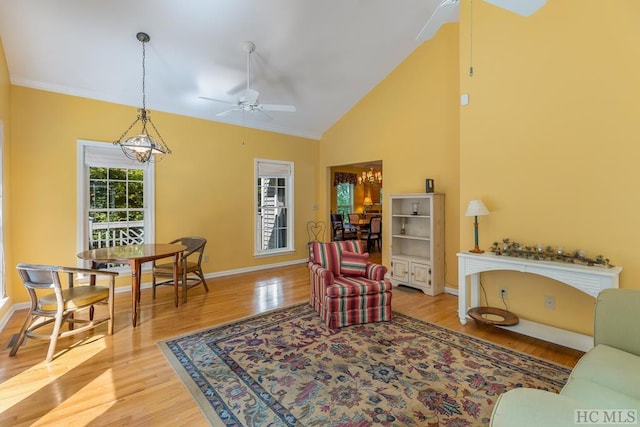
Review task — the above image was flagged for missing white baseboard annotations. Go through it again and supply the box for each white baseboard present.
[495,318,593,352]
[444,286,591,352]
[125,257,308,293]
[1,258,309,331]
[97,258,310,295]
[202,258,307,279]
[3,265,593,353]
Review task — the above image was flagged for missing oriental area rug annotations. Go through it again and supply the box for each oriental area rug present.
[158,303,571,426]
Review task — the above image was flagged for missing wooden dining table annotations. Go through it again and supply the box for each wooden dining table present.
[77,243,186,327]
[351,219,371,239]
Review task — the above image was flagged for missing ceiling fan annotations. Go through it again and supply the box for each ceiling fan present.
[199,41,296,120]
[416,0,547,42]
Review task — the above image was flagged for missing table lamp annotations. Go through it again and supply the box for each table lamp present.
[465,199,490,253]
[363,196,373,213]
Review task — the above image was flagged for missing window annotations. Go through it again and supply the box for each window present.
[255,159,294,256]
[336,183,354,217]
[77,140,156,269]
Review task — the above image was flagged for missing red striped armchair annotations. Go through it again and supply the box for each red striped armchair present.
[308,240,392,329]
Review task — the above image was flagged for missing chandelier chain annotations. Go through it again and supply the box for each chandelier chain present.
[113,31,171,163]
[141,38,146,111]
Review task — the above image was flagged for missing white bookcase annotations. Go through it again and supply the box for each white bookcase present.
[389,193,444,295]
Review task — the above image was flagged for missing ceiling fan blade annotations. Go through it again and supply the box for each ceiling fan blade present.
[198,96,236,106]
[215,108,241,117]
[483,0,546,16]
[416,0,460,42]
[260,104,297,113]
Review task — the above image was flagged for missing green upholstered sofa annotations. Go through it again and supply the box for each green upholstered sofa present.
[490,288,640,427]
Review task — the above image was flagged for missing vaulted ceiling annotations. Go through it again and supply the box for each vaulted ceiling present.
[0,0,461,140]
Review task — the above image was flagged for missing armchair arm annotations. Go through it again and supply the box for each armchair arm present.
[594,288,640,356]
[18,264,119,288]
[58,266,119,278]
[18,264,119,278]
[309,263,335,286]
[365,263,387,281]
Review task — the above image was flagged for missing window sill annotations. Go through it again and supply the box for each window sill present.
[254,249,295,258]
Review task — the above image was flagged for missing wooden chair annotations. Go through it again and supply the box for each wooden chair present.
[348,213,360,228]
[330,214,357,241]
[361,216,382,252]
[152,236,208,303]
[10,264,118,363]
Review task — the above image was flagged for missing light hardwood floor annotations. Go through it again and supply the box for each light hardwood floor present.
[0,258,584,426]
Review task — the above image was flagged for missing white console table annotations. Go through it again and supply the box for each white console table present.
[457,252,622,351]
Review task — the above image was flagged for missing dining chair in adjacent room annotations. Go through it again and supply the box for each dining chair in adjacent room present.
[152,236,208,304]
[330,214,357,241]
[10,264,118,363]
[362,216,382,252]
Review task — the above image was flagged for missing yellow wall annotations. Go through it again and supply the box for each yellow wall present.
[458,0,640,334]
[320,24,461,287]
[7,86,318,303]
[0,37,12,321]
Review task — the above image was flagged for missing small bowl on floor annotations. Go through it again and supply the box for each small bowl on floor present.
[467,306,519,326]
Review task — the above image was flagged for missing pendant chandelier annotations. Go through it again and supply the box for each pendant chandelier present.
[114,32,171,163]
[357,168,382,185]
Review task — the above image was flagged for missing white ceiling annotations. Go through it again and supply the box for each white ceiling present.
[0,0,460,140]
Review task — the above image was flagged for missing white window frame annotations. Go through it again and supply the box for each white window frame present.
[76,140,156,272]
[254,158,294,257]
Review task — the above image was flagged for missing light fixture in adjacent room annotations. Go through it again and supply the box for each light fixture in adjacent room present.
[114,32,171,163]
[465,199,490,253]
[357,168,382,185]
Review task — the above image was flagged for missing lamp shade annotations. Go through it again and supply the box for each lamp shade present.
[465,200,489,217]
[363,197,373,206]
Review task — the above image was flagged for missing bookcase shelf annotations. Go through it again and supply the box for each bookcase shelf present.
[388,193,444,295]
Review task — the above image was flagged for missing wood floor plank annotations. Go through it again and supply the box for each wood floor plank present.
[0,260,584,426]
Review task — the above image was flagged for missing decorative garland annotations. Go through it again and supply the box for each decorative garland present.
[489,238,613,268]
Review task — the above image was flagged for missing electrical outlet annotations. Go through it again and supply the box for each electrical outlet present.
[204,254,209,263]
[544,295,556,310]
[499,288,507,299]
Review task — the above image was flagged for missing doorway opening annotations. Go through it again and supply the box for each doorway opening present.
[329,160,383,258]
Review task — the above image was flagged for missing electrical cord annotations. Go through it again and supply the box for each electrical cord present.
[480,277,509,311]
